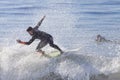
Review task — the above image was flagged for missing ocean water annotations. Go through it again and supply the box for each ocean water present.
[0,0,120,80]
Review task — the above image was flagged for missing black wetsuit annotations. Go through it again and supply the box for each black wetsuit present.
[26,29,62,52]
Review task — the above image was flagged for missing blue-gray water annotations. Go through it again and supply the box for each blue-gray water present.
[0,0,120,80]
[0,0,120,48]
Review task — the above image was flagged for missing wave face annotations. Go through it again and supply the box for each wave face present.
[0,0,120,80]
[1,45,120,80]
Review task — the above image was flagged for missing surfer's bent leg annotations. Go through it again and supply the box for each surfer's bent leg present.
[36,40,48,52]
[48,36,63,53]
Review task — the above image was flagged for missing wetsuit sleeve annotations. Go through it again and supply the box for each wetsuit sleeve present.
[25,36,35,45]
[34,16,45,30]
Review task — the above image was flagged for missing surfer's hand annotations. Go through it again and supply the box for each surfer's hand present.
[42,15,46,19]
[16,39,22,43]
[16,40,26,45]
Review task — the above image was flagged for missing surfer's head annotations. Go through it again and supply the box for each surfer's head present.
[26,27,34,36]
[97,34,101,38]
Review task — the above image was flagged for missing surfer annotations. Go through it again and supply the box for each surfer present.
[17,16,63,54]
[96,34,112,42]
[95,34,120,44]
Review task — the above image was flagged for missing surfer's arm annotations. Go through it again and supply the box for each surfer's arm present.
[17,37,35,45]
[17,40,26,44]
[34,16,46,29]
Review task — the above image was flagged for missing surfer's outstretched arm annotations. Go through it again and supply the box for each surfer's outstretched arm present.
[16,37,35,45]
[34,16,46,29]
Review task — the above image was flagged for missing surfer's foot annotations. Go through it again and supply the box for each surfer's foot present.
[60,51,64,54]
[36,50,45,55]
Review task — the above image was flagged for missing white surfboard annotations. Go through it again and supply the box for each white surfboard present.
[43,50,61,58]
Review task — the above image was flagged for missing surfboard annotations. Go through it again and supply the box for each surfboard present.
[42,50,61,58]
[38,48,80,58]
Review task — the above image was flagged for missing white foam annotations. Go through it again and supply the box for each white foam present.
[1,44,120,80]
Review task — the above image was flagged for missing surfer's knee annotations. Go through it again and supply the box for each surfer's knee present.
[49,43,53,47]
[50,43,56,47]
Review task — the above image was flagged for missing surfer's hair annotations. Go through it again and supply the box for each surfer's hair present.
[26,27,33,31]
